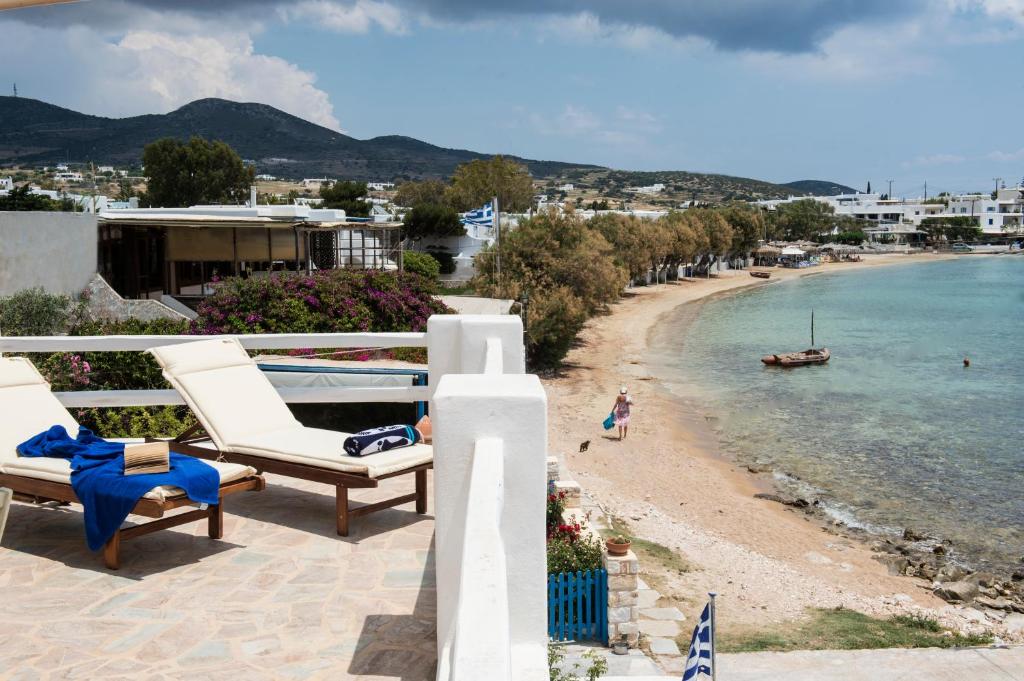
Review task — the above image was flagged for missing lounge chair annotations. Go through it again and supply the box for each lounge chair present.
[0,356,265,569]
[148,338,432,536]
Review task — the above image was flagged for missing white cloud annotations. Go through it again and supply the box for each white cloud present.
[987,148,1024,161]
[0,21,342,131]
[279,0,407,34]
[947,0,1024,24]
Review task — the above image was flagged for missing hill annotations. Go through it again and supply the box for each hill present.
[0,97,596,180]
[783,180,858,196]
[0,97,850,200]
[545,169,833,203]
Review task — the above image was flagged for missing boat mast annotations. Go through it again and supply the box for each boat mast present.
[811,309,815,348]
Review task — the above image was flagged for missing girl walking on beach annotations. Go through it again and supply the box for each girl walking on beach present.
[613,387,634,441]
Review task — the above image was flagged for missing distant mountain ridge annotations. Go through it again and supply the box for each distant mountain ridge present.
[783,180,858,196]
[0,96,853,199]
[0,97,594,180]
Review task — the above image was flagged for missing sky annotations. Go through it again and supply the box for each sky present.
[2,0,1024,195]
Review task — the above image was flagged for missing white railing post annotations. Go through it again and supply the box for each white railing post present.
[426,315,524,398]
[432,367,547,681]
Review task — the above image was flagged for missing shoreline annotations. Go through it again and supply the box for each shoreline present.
[544,253,1022,641]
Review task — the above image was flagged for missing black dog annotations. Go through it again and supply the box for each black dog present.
[579,440,590,453]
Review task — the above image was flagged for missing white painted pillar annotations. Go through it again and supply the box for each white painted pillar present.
[427,315,524,397]
[433,373,548,681]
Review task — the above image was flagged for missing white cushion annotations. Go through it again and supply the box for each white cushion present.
[149,339,299,450]
[0,358,80,464]
[0,356,256,500]
[0,456,256,502]
[149,339,433,478]
[226,426,433,479]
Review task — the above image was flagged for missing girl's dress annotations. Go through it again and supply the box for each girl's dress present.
[613,397,632,427]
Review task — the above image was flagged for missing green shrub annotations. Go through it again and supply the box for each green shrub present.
[0,287,85,336]
[403,250,441,280]
[547,532,604,575]
[426,248,457,275]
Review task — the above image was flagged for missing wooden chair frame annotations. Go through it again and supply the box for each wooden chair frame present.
[0,472,265,569]
[168,425,430,537]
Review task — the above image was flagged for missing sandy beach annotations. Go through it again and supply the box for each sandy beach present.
[543,253,1018,640]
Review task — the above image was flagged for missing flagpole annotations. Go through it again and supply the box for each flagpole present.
[493,194,501,288]
[709,592,717,681]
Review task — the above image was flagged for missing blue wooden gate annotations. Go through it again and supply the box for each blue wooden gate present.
[547,569,608,643]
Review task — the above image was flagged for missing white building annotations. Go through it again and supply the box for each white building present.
[557,183,574,192]
[367,181,395,191]
[758,187,1024,236]
[54,172,84,183]
[0,177,12,191]
[255,174,277,181]
[628,183,666,195]
[301,177,332,188]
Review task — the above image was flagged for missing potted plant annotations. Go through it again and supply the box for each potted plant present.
[606,535,631,556]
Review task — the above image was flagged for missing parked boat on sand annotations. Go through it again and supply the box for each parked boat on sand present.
[749,271,771,279]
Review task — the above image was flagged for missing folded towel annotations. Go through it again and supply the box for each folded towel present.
[343,425,421,457]
[123,441,171,476]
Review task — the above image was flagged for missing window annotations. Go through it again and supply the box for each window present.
[988,219,994,225]
[987,206,995,212]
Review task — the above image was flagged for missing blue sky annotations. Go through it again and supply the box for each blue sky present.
[3,0,1024,194]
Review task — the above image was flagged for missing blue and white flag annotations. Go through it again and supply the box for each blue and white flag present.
[460,201,494,227]
[681,602,714,680]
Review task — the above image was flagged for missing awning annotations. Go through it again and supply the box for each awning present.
[781,246,806,256]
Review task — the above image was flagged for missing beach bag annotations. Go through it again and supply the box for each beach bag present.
[343,425,421,457]
[602,412,615,430]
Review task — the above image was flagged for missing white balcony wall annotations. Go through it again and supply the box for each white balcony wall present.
[429,315,548,681]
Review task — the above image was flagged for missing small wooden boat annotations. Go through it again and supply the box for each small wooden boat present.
[761,348,830,366]
[762,310,830,367]
[749,271,771,279]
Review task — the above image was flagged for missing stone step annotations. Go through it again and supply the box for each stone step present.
[648,637,682,657]
[638,619,681,637]
[640,607,685,622]
[636,589,660,609]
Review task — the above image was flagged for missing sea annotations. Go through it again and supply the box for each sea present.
[648,256,1024,573]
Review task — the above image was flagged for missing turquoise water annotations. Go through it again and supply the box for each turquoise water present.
[649,257,1024,571]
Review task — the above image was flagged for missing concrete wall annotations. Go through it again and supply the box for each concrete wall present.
[0,212,97,297]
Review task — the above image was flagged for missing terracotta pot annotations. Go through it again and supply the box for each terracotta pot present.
[606,538,631,556]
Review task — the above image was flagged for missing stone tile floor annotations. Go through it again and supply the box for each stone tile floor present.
[0,473,437,680]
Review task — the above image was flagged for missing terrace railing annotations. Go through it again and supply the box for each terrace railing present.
[0,332,429,408]
[0,315,551,681]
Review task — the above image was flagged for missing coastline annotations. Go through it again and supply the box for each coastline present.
[543,253,1021,641]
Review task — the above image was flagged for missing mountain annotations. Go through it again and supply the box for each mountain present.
[0,97,850,200]
[783,180,858,196]
[0,97,597,180]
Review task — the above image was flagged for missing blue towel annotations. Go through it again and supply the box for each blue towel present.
[343,425,421,457]
[16,426,220,551]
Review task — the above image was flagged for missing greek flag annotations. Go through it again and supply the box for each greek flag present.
[681,602,714,680]
[460,201,494,227]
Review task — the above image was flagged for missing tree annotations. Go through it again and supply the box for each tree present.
[395,179,449,208]
[403,204,465,240]
[447,156,534,212]
[141,136,255,207]
[919,216,982,243]
[720,204,765,256]
[0,184,66,211]
[770,199,835,241]
[319,180,370,217]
